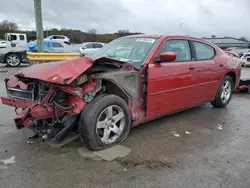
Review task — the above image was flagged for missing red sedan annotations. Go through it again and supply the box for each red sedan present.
[1,35,241,150]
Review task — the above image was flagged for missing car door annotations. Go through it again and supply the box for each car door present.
[146,39,199,118]
[192,41,226,102]
[93,43,104,51]
[82,43,95,55]
[53,42,65,52]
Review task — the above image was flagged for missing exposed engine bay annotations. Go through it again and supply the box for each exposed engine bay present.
[1,58,140,144]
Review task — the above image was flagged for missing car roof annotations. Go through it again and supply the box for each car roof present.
[122,34,216,43]
[122,34,218,48]
[122,34,201,40]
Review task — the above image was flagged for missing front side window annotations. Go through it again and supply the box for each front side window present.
[85,43,94,49]
[160,40,191,61]
[10,35,17,41]
[193,41,215,60]
[53,36,64,39]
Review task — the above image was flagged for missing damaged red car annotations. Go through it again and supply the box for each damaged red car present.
[1,35,241,150]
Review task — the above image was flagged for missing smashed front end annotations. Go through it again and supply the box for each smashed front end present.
[1,73,100,143]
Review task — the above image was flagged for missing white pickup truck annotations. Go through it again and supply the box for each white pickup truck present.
[0,33,28,67]
[4,33,27,48]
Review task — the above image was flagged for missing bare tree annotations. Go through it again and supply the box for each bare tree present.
[87,29,97,34]
[239,36,249,42]
[0,20,18,31]
[118,30,130,33]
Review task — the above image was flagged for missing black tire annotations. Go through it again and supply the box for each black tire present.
[5,53,22,67]
[211,75,233,108]
[79,94,131,151]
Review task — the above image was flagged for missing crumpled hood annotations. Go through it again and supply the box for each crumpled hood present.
[14,56,125,85]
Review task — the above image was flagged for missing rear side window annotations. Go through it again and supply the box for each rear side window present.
[53,42,63,47]
[193,42,215,60]
[19,35,25,41]
[94,43,103,48]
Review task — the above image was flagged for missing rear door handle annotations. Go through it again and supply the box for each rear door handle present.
[219,64,224,67]
[189,66,195,70]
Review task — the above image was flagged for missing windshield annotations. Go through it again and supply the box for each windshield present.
[90,37,158,69]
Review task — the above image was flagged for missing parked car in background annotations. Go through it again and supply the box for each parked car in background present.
[240,52,250,66]
[27,40,78,53]
[233,48,250,57]
[1,35,241,150]
[4,33,28,48]
[225,50,240,58]
[0,47,27,67]
[0,41,7,48]
[79,42,106,56]
[45,35,71,45]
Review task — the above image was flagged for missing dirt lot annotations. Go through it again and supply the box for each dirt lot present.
[1,65,250,188]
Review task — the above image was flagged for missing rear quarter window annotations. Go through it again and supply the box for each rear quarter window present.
[193,41,215,60]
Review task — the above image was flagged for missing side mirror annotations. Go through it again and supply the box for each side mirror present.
[159,52,176,62]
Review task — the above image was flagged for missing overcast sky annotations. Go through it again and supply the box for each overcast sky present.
[0,0,249,38]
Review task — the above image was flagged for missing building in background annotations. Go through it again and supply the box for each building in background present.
[202,37,250,49]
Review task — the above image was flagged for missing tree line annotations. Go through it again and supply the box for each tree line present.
[0,20,143,43]
[1,20,249,43]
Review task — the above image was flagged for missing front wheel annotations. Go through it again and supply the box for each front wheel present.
[5,53,21,67]
[79,94,131,151]
[211,75,233,108]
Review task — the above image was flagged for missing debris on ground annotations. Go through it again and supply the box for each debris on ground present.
[92,145,131,162]
[0,164,8,169]
[0,70,8,73]
[27,140,34,144]
[170,130,180,137]
[185,131,191,135]
[1,156,16,164]
[0,156,16,165]
[119,159,173,169]
[78,147,102,161]
[174,134,180,137]
[217,124,223,130]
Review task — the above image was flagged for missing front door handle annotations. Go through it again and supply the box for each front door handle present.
[219,64,224,67]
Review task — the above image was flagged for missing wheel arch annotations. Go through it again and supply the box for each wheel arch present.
[102,79,130,104]
[225,71,236,88]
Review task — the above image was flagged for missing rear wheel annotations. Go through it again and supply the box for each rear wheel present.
[79,94,131,151]
[5,53,21,67]
[211,75,233,108]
